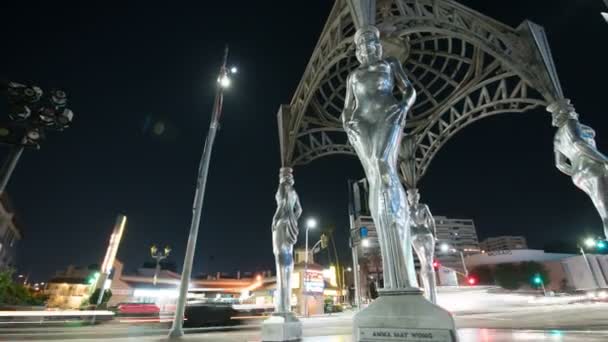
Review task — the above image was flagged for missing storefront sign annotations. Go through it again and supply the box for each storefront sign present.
[358,328,452,342]
[303,269,324,295]
[487,250,512,256]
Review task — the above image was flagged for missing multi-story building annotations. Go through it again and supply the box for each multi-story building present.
[347,179,482,291]
[434,216,480,274]
[0,194,22,270]
[480,236,528,252]
[46,265,99,309]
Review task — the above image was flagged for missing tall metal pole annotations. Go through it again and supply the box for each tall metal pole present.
[580,246,600,289]
[304,226,309,317]
[459,251,468,278]
[169,46,229,339]
[349,238,361,310]
[0,146,24,194]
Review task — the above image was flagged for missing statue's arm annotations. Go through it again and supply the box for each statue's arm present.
[554,149,574,176]
[387,57,416,108]
[293,192,302,219]
[423,205,436,236]
[567,120,608,163]
[342,73,356,123]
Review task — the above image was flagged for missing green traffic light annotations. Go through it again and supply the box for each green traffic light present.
[533,276,542,284]
[598,241,607,249]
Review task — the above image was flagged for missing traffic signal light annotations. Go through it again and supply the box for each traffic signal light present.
[320,234,329,249]
[467,276,477,285]
[432,260,440,270]
[87,271,100,285]
[533,275,543,285]
[597,241,607,250]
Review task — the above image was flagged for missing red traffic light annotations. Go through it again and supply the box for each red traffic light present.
[467,276,477,285]
[432,260,440,269]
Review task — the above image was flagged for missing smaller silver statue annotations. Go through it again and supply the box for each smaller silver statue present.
[271,167,301,314]
[550,99,608,239]
[408,189,438,304]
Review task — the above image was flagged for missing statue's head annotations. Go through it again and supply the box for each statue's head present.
[548,99,578,127]
[407,188,420,206]
[279,167,294,186]
[355,26,382,65]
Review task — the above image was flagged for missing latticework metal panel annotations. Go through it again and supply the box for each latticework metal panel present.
[280,0,563,185]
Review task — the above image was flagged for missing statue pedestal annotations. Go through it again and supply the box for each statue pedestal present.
[261,312,302,342]
[353,288,458,342]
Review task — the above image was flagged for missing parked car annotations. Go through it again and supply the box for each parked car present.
[114,303,160,315]
[183,302,238,327]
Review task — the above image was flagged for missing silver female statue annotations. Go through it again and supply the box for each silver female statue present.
[342,26,418,290]
[408,189,438,304]
[550,99,608,239]
[271,167,301,313]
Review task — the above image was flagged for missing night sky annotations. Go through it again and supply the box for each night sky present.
[2,1,607,283]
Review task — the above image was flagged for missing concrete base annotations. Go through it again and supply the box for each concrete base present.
[353,288,458,342]
[261,312,302,342]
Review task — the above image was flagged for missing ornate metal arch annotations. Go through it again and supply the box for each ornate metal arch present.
[278,0,563,186]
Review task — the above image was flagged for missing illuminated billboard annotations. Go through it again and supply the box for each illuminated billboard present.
[303,269,324,295]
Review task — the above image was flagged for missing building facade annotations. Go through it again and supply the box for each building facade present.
[0,194,22,270]
[46,265,99,309]
[480,236,528,252]
[463,249,608,292]
[434,216,480,274]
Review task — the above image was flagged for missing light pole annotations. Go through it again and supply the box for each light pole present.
[579,237,602,290]
[2,82,74,194]
[168,46,237,339]
[151,245,171,286]
[533,274,546,296]
[342,266,352,304]
[303,217,317,317]
[440,243,468,277]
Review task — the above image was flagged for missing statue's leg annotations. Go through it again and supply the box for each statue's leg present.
[411,232,436,303]
[281,262,293,313]
[423,235,437,304]
[374,180,417,290]
[588,175,608,240]
[275,248,293,314]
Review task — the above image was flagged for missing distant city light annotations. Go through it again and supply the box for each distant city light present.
[306,218,317,229]
[347,267,352,272]
[230,66,238,74]
[440,243,450,253]
[362,238,370,247]
[219,75,231,88]
[584,238,597,248]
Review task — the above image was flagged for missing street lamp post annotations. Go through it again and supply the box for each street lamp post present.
[151,245,171,286]
[533,274,547,296]
[342,266,352,305]
[2,82,74,194]
[168,46,236,339]
[579,237,602,290]
[303,218,317,317]
[440,243,468,278]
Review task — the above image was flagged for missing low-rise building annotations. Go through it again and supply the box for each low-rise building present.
[46,265,99,309]
[464,249,608,292]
